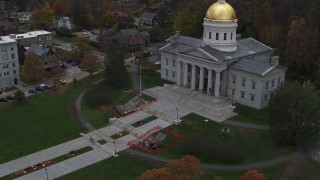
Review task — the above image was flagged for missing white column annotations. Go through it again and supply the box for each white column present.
[183,63,188,87]
[191,64,196,90]
[177,61,181,86]
[215,71,221,97]
[199,67,204,91]
[207,69,213,94]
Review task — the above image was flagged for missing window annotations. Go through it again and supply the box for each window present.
[11,47,13,51]
[241,91,245,99]
[272,79,275,87]
[278,77,281,85]
[165,69,168,76]
[165,58,168,65]
[224,33,227,40]
[0,73,1,77]
[209,32,211,39]
[13,70,16,74]
[188,77,191,83]
[250,94,255,102]
[12,63,15,67]
[172,71,175,78]
[216,33,219,40]
[241,78,246,87]
[232,76,236,84]
[11,54,14,59]
[266,81,269,89]
[6,64,8,68]
[7,71,9,75]
[232,89,235,96]
[173,60,175,67]
[231,32,233,40]
[252,81,256,89]
[270,92,274,99]
[264,94,268,101]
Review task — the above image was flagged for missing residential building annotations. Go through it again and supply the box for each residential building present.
[26,44,58,70]
[18,12,31,24]
[53,16,73,30]
[139,12,156,27]
[9,30,53,47]
[117,28,150,52]
[159,0,286,109]
[0,36,20,91]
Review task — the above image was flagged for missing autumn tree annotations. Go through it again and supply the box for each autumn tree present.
[71,36,93,62]
[52,0,71,16]
[104,41,129,88]
[269,82,320,146]
[103,10,117,28]
[80,54,102,77]
[173,10,197,37]
[241,170,266,180]
[31,2,54,30]
[285,18,319,82]
[21,53,45,83]
[136,155,204,180]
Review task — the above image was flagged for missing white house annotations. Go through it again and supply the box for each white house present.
[159,0,286,109]
[53,16,73,30]
[0,36,20,91]
[18,12,31,24]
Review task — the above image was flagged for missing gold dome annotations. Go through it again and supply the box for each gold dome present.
[205,0,237,22]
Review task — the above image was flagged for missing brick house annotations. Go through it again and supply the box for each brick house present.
[117,28,150,52]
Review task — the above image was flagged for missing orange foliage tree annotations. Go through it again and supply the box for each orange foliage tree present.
[52,0,71,16]
[136,155,204,180]
[241,169,266,180]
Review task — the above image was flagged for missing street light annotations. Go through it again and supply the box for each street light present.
[176,108,179,121]
[45,167,49,180]
[113,141,117,156]
[138,59,142,95]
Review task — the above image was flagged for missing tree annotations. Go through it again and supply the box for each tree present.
[241,170,266,180]
[71,36,93,62]
[21,53,45,83]
[80,54,102,77]
[136,155,204,180]
[269,82,320,146]
[157,6,170,29]
[104,41,129,88]
[52,0,71,16]
[31,3,54,30]
[173,10,197,36]
[15,90,25,102]
[103,10,117,28]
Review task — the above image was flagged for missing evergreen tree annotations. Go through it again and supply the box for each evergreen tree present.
[104,42,129,88]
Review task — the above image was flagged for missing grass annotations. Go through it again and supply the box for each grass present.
[230,103,269,125]
[97,139,107,144]
[0,76,101,164]
[57,153,155,180]
[161,113,291,164]
[131,116,158,127]
[141,69,173,89]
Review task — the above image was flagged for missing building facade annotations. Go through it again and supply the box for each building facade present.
[117,28,150,52]
[10,30,53,47]
[160,0,286,109]
[0,36,20,91]
[53,16,73,30]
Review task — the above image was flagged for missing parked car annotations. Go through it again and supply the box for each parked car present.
[35,87,45,91]
[66,60,73,64]
[71,61,80,66]
[28,89,38,93]
[59,80,67,85]
[6,95,15,100]
[62,64,68,68]
[40,83,54,89]
[0,97,8,102]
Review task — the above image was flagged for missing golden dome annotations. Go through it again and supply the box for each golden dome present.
[205,0,237,22]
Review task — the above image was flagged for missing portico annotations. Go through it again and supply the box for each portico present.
[175,60,224,98]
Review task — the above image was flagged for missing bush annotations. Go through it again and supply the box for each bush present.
[84,86,111,108]
[56,29,76,38]
[15,90,25,102]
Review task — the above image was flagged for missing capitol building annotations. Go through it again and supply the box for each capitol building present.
[160,0,286,109]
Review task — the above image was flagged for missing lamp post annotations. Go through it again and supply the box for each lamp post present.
[45,167,49,180]
[113,141,117,155]
[138,59,142,95]
[176,108,179,121]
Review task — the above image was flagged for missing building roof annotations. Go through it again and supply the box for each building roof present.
[140,12,157,19]
[0,35,17,44]
[27,44,49,57]
[14,30,52,39]
[161,35,272,62]
[230,59,273,75]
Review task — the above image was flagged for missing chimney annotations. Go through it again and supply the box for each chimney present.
[270,56,279,66]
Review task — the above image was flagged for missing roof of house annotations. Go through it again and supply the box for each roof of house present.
[140,12,157,19]
[27,44,49,57]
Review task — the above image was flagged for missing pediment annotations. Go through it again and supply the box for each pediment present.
[179,48,220,62]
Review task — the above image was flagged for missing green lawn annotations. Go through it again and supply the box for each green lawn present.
[230,104,269,125]
[0,77,100,164]
[161,113,291,164]
[57,153,155,180]
[141,69,172,89]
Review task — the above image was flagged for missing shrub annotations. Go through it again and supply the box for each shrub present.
[84,86,111,108]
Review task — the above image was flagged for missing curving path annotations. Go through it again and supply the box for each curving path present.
[74,77,290,171]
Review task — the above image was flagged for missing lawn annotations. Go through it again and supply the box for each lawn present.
[57,153,155,180]
[141,69,172,89]
[0,76,101,164]
[161,113,292,164]
[230,103,269,125]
